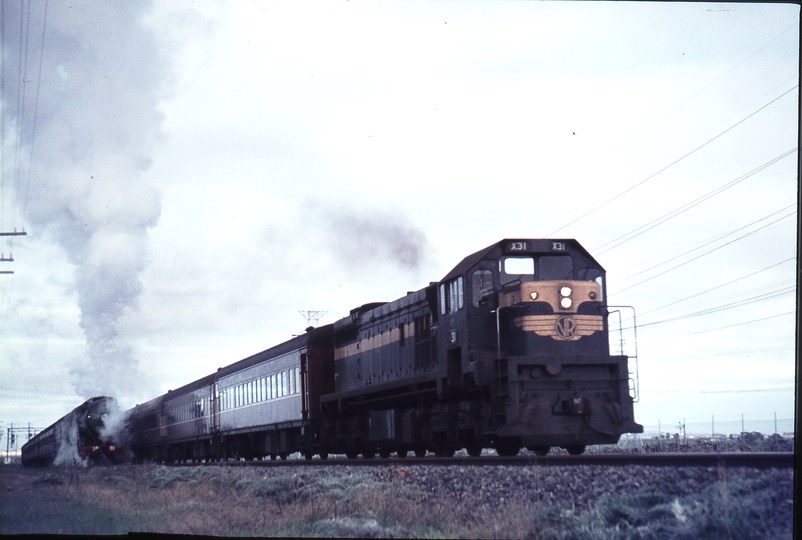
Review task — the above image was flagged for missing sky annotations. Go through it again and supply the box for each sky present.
[0,0,798,441]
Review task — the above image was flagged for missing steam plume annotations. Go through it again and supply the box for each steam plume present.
[2,1,167,399]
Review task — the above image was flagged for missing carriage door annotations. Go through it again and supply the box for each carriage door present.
[300,353,309,421]
[209,383,220,435]
[158,404,167,441]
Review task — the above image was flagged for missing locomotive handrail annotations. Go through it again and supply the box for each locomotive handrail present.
[495,306,506,361]
[607,305,639,403]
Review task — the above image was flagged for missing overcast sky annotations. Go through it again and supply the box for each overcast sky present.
[1,0,798,439]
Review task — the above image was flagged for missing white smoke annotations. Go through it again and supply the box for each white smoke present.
[97,397,129,449]
[53,412,86,468]
[2,1,169,399]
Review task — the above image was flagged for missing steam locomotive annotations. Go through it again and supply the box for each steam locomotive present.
[126,239,642,462]
[21,396,126,466]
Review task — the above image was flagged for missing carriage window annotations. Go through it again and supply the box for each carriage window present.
[295,367,301,394]
[439,276,464,315]
[539,255,573,280]
[472,270,495,307]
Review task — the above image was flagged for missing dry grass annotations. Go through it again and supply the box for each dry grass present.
[0,463,792,538]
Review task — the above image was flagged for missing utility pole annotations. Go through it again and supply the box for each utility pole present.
[5,424,42,463]
[0,228,26,275]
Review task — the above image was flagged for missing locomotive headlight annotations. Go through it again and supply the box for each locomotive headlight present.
[560,286,572,297]
[589,291,597,300]
[529,291,538,300]
[560,297,572,309]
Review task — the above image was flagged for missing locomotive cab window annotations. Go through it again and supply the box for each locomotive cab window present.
[500,257,534,286]
[439,276,464,315]
[573,266,606,300]
[472,269,495,307]
[539,255,573,280]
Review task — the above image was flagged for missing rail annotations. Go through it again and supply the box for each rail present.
[173,452,794,469]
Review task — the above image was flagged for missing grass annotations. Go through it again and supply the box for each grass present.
[0,463,793,538]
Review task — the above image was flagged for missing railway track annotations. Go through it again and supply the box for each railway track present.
[180,452,794,469]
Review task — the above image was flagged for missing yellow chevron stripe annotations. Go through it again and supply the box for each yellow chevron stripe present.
[514,314,603,341]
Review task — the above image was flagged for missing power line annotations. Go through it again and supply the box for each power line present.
[672,345,793,361]
[548,84,798,236]
[651,387,793,395]
[20,0,48,227]
[683,310,795,336]
[641,310,795,338]
[637,286,794,328]
[604,22,799,167]
[0,282,67,396]
[610,206,796,295]
[637,257,795,318]
[12,0,32,215]
[594,148,797,254]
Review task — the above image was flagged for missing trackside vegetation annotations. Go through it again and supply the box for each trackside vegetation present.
[0,462,792,538]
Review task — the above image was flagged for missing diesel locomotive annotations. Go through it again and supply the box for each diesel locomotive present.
[21,396,126,466]
[124,239,642,462]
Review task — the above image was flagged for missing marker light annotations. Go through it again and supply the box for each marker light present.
[560,286,572,297]
[589,291,597,300]
[560,297,572,309]
[530,291,538,300]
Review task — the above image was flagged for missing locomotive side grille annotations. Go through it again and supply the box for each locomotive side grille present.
[414,314,436,368]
